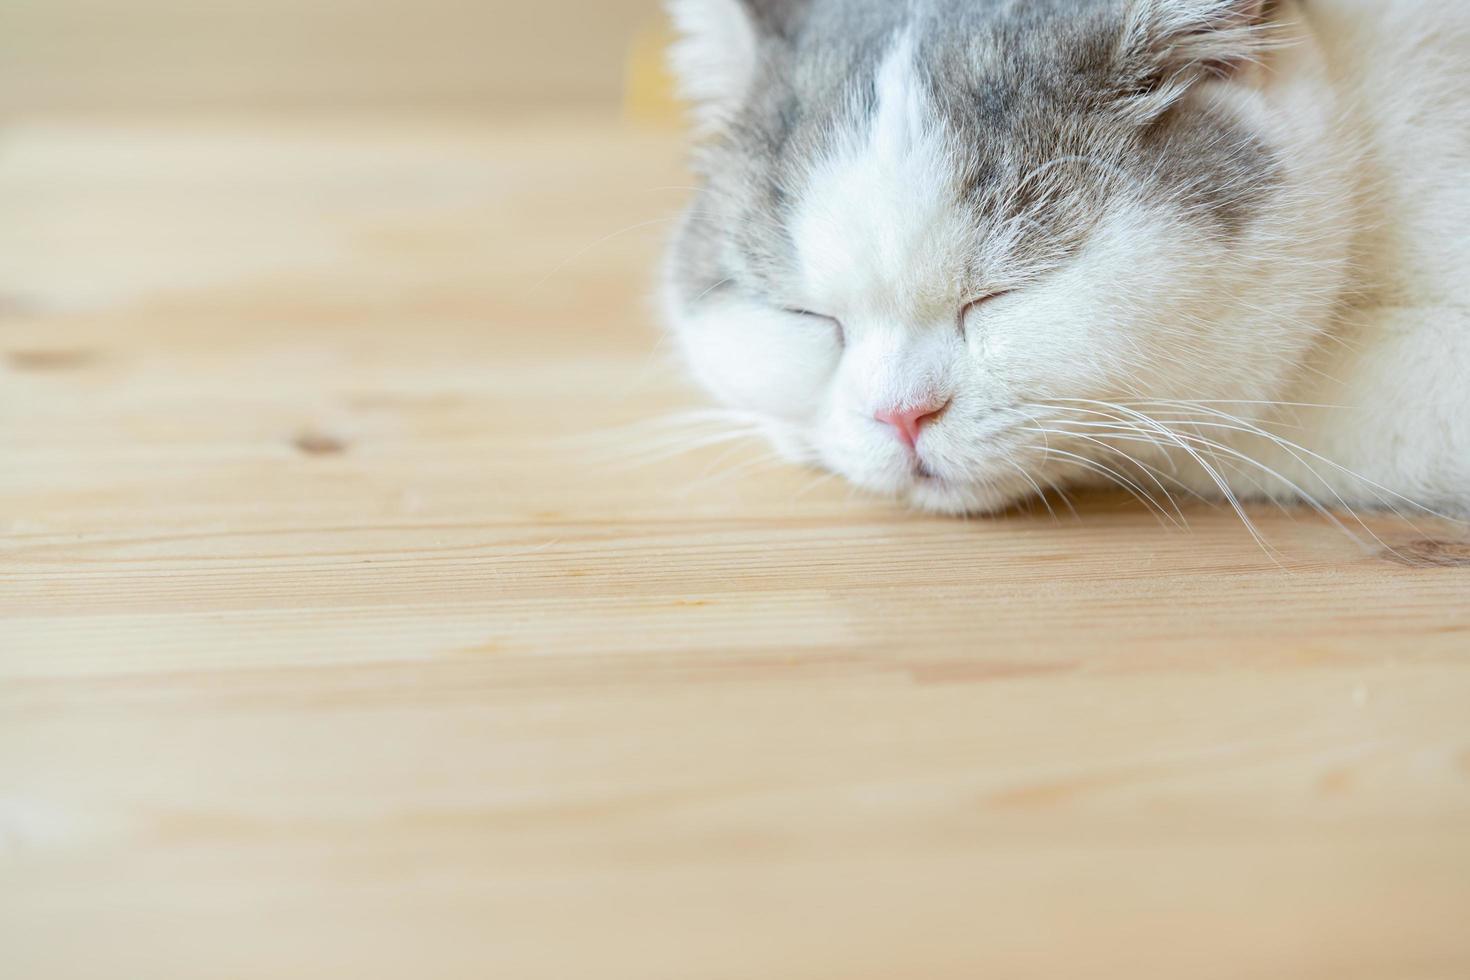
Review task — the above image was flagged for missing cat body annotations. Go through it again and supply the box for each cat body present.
[1256,0,1470,516]
[662,0,1470,517]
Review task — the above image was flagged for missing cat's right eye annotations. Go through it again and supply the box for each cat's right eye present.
[784,308,846,345]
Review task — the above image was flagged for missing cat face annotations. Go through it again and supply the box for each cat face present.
[663,0,1351,513]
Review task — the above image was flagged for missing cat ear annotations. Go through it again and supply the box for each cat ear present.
[1124,0,1273,79]
[1117,0,1276,118]
[665,0,766,130]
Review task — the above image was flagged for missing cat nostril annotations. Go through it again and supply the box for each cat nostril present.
[875,398,951,451]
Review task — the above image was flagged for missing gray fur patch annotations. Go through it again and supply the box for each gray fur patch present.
[670,0,1281,309]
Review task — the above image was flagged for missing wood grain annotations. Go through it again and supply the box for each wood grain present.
[0,0,664,114]
[2,116,1469,980]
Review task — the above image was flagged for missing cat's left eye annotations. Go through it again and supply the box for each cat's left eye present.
[961,291,1013,316]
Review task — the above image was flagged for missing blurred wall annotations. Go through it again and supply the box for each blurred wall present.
[0,0,667,115]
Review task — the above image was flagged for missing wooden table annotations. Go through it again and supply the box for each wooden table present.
[3,116,1468,979]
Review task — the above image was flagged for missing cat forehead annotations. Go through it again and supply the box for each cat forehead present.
[690,0,1280,309]
[715,5,1120,306]
[789,31,975,314]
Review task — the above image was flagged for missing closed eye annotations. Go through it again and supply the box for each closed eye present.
[958,290,1014,332]
[784,308,846,345]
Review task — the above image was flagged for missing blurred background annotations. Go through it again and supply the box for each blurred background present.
[0,0,675,118]
[0,0,695,328]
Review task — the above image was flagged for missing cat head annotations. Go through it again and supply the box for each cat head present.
[662,0,1352,513]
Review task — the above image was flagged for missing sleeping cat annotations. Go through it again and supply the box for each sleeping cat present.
[660,0,1470,520]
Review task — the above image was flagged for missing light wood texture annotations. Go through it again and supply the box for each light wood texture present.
[2,117,1469,980]
[0,0,663,115]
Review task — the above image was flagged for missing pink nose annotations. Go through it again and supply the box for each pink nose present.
[875,399,950,451]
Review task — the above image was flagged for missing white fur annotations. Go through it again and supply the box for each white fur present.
[789,33,994,493]
[666,0,761,131]
[1163,0,1470,515]
[666,0,1470,518]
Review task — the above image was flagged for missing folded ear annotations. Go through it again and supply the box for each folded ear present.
[665,0,768,130]
[1117,0,1277,119]
[1126,0,1273,75]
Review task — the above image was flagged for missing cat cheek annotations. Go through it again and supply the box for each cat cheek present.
[759,421,815,465]
[674,304,838,420]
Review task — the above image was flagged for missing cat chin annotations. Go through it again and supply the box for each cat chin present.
[904,474,1033,517]
[804,455,1021,515]
[804,428,1036,515]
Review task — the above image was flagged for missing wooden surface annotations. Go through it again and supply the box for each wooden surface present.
[3,116,1469,980]
[0,0,664,114]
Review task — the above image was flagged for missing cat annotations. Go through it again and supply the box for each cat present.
[659,0,1470,523]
